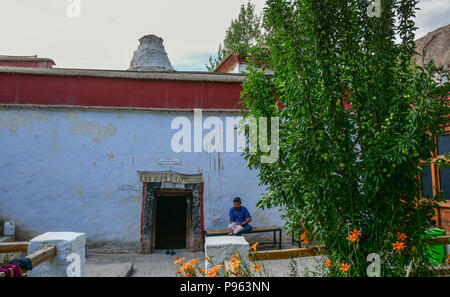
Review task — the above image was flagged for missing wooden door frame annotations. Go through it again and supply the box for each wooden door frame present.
[141,182,204,254]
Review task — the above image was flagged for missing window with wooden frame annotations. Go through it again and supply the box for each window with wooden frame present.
[423,126,450,199]
[421,124,450,230]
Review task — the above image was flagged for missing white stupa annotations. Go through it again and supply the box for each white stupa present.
[128,35,175,72]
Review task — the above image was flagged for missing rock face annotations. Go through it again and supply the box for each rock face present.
[415,24,450,70]
[128,35,175,72]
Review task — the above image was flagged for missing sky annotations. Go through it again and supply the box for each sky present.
[0,0,448,72]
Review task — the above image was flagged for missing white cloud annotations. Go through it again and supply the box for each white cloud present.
[415,0,450,38]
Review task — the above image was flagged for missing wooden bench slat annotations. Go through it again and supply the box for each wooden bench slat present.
[0,242,29,253]
[27,246,57,268]
[249,246,324,261]
[206,226,282,235]
[0,245,57,278]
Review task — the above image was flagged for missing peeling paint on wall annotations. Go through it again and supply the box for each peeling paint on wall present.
[70,118,116,142]
[62,112,116,142]
[0,111,50,134]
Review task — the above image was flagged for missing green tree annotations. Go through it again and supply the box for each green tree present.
[206,1,263,72]
[241,0,449,276]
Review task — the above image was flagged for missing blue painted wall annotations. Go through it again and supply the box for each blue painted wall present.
[0,109,284,247]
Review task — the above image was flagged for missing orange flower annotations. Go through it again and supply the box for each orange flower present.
[346,234,357,242]
[206,265,222,277]
[396,232,407,241]
[249,242,259,251]
[340,263,350,273]
[324,259,332,267]
[181,262,193,272]
[230,259,241,271]
[252,264,263,272]
[174,257,185,265]
[197,268,206,275]
[188,258,199,266]
[300,232,309,244]
[346,229,362,243]
[392,241,406,252]
[351,229,362,237]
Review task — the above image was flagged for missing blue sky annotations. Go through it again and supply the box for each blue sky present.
[0,0,448,72]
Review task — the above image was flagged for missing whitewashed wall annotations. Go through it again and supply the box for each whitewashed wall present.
[0,108,284,249]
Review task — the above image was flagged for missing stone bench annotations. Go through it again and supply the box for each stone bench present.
[204,235,249,271]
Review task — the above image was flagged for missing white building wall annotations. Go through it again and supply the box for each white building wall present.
[0,108,284,249]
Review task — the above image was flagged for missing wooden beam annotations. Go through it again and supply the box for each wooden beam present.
[26,246,57,268]
[0,245,57,277]
[0,242,29,253]
[249,246,324,261]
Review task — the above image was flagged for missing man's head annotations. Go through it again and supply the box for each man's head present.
[233,197,242,209]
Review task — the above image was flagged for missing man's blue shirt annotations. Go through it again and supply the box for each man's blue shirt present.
[229,206,251,223]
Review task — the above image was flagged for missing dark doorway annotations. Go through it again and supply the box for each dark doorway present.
[155,195,187,249]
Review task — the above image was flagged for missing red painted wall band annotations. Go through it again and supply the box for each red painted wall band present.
[0,73,243,110]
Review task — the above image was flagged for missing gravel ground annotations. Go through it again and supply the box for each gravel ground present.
[86,247,326,277]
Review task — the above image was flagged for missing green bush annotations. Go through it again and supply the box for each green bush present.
[241,0,449,277]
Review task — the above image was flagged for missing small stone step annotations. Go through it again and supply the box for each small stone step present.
[0,236,15,243]
[86,262,134,277]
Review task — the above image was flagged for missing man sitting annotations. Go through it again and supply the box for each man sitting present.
[229,197,252,236]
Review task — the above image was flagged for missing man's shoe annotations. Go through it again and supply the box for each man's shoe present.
[165,249,170,255]
[170,249,176,256]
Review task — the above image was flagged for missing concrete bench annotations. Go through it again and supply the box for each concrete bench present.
[204,226,283,250]
[204,236,249,270]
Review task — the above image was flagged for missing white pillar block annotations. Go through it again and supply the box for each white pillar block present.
[3,221,15,236]
[204,236,249,270]
[27,232,86,277]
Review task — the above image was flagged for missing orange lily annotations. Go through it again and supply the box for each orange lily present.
[252,264,263,272]
[346,228,362,243]
[249,242,259,251]
[324,259,332,267]
[396,232,407,241]
[181,262,193,272]
[188,258,199,265]
[230,260,241,271]
[340,263,350,273]
[206,265,222,277]
[392,241,406,252]
[174,257,185,265]
[351,229,362,237]
[346,234,357,242]
[300,232,309,244]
